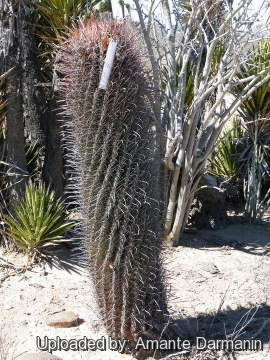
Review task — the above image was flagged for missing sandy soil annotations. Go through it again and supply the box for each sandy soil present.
[1,210,270,360]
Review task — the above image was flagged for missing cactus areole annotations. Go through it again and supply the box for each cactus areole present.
[57,17,170,356]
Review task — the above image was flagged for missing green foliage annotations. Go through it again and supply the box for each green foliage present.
[25,141,41,180]
[99,0,112,12]
[237,119,270,182]
[233,40,270,121]
[30,0,100,80]
[162,43,224,117]
[244,136,270,223]
[231,40,270,221]
[208,118,243,183]
[31,0,95,42]
[161,60,195,116]
[232,40,270,175]
[210,44,225,77]
[4,183,74,261]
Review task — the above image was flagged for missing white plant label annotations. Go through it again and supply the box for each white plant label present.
[99,41,118,90]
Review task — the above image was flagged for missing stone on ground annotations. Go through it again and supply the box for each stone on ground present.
[45,311,78,328]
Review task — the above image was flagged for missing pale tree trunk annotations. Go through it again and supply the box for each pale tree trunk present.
[133,0,270,246]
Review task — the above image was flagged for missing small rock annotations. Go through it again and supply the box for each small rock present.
[39,270,48,276]
[194,277,206,283]
[46,311,78,328]
[201,262,219,274]
[4,305,13,310]
[6,294,21,302]
[17,353,63,360]
[29,283,45,288]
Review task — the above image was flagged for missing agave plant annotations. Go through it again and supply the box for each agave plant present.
[4,183,74,262]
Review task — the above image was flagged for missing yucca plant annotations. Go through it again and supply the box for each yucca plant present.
[232,40,270,178]
[4,182,74,263]
[30,0,101,81]
[208,118,243,183]
[25,140,42,181]
[244,133,270,223]
[231,39,270,221]
[233,40,270,121]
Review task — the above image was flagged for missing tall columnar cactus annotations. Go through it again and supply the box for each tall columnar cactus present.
[57,17,169,353]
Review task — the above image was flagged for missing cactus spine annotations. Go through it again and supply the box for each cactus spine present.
[57,17,169,352]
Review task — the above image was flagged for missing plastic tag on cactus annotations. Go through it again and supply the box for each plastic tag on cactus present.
[99,41,118,90]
